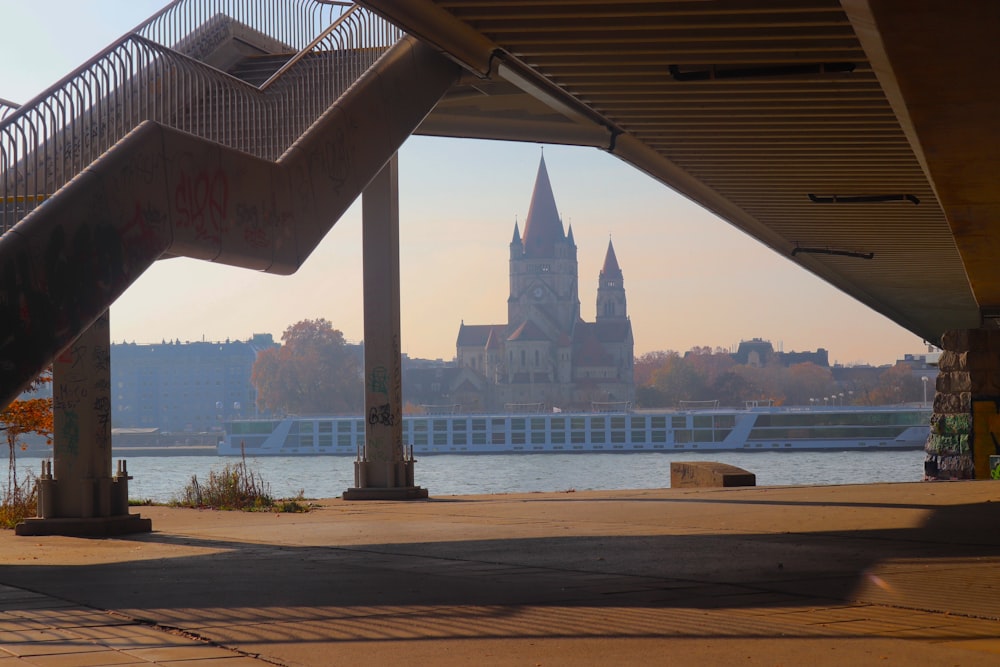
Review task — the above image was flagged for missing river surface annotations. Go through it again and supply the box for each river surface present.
[13,450,927,503]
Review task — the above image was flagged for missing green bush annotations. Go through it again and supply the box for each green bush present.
[0,473,36,529]
[174,455,308,512]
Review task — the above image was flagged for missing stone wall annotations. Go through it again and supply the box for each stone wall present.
[927,330,1000,479]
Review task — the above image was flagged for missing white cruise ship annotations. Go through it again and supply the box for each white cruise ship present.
[218,405,930,456]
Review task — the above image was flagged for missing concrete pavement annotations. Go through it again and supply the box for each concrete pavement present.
[1,481,999,665]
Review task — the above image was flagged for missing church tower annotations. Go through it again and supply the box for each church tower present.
[454,154,635,411]
[596,239,627,320]
[508,153,579,334]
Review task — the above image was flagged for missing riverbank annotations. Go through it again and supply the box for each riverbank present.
[1,481,999,665]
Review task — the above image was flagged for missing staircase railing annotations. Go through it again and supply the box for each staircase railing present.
[136,0,355,55]
[0,98,18,122]
[0,0,402,231]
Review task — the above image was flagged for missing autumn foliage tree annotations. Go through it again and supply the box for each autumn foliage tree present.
[634,348,840,408]
[1,371,53,527]
[863,363,924,405]
[252,319,363,416]
[633,346,925,408]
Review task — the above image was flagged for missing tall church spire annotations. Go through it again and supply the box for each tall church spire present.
[521,153,565,258]
[597,238,626,321]
[600,239,623,282]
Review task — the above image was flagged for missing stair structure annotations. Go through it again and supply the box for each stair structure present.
[1,0,461,533]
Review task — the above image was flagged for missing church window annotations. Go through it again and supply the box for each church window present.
[541,264,550,272]
[520,350,526,366]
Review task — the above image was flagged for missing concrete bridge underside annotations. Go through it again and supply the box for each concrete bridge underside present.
[4,0,1000,532]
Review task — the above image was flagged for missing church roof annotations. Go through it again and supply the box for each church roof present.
[485,326,502,350]
[457,323,506,347]
[507,319,550,342]
[573,324,614,366]
[592,320,632,343]
[571,320,632,366]
[600,239,623,280]
[521,154,564,258]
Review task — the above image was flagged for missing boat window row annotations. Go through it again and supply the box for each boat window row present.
[231,415,698,435]
[753,411,925,427]
[747,426,912,440]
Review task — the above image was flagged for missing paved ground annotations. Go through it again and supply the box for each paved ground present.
[1,481,999,666]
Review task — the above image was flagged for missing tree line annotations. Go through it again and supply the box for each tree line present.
[634,347,926,408]
[250,320,928,414]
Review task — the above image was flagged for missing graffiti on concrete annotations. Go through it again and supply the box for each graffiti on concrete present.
[368,366,389,395]
[174,166,228,244]
[368,403,394,427]
[314,129,349,191]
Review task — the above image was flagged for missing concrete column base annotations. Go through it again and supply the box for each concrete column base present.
[17,459,152,536]
[344,456,427,500]
[342,486,428,500]
[15,514,152,537]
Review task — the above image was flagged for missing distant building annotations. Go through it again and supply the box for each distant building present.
[452,155,634,412]
[111,334,277,433]
[895,351,940,389]
[732,338,829,368]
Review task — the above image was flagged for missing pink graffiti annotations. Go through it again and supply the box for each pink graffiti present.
[174,168,228,243]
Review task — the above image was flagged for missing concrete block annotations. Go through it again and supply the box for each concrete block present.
[938,350,967,371]
[938,371,971,393]
[940,329,968,352]
[933,392,962,414]
[926,433,969,455]
[955,351,969,371]
[933,412,971,436]
[670,461,756,488]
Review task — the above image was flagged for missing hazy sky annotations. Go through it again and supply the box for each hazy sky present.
[2,1,927,366]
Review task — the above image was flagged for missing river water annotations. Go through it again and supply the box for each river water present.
[13,450,927,503]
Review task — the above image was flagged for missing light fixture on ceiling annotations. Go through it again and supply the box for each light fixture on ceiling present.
[668,62,855,82]
[808,194,920,205]
[791,245,874,260]
[981,307,1000,329]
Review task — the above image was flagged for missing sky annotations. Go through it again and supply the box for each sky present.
[1,1,928,366]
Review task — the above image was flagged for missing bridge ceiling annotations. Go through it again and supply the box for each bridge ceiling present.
[360,0,985,345]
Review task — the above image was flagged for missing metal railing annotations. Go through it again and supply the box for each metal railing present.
[1,0,401,231]
[0,98,18,122]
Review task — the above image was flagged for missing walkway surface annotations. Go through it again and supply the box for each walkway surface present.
[1,481,999,666]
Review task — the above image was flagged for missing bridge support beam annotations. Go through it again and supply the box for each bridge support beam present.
[344,154,427,501]
[926,328,1000,481]
[16,311,152,536]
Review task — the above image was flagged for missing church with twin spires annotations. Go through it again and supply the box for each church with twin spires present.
[453,155,634,412]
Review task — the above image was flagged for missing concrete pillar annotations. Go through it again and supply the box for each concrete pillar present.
[926,328,1000,480]
[51,310,113,518]
[16,311,151,536]
[343,154,426,500]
